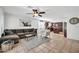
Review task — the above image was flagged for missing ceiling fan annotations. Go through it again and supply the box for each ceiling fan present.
[26,7,46,17]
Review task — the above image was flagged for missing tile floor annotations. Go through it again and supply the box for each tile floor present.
[6,32,79,53]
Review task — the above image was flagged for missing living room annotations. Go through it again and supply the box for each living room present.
[0,6,79,53]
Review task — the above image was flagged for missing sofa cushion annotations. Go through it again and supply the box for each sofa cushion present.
[5,30,14,35]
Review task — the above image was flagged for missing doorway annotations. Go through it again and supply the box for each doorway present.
[45,22,67,37]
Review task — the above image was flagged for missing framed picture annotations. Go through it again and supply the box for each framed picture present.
[69,17,79,24]
[22,22,31,26]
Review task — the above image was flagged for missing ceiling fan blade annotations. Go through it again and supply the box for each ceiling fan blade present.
[38,14,42,17]
[39,12,45,14]
[26,13,33,14]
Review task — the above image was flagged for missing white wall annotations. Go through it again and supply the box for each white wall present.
[38,21,45,29]
[0,8,4,37]
[67,22,79,40]
[65,17,79,40]
[4,13,31,29]
[31,19,38,29]
[5,13,41,30]
[31,19,45,29]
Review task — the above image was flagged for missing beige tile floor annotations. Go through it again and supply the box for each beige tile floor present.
[6,32,79,53]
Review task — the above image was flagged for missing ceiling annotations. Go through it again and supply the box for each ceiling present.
[1,6,79,20]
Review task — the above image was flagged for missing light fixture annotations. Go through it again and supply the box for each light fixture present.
[33,13,38,16]
[32,10,38,17]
